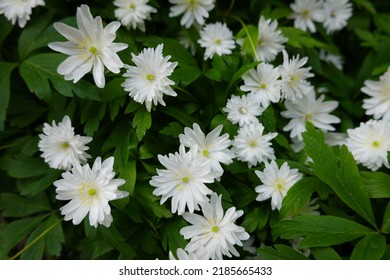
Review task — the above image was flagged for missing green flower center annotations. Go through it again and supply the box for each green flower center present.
[372,140,380,148]
[211,226,219,233]
[249,140,257,148]
[260,83,267,89]
[129,3,136,9]
[61,142,70,149]
[182,176,189,183]
[202,149,209,157]
[146,74,155,81]
[215,39,222,45]
[89,46,98,55]
[88,189,97,196]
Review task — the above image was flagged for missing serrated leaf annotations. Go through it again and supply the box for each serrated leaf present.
[0,155,51,179]
[361,171,390,198]
[351,234,386,260]
[0,62,18,130]
[273,215,374,248]
[242,204,270,233]
[160,217,188,252]
[132,108,152,141]
[45,215,64,257]
[99,226,136,259]
[119,160,137,196]
[311,247,341,260]
[0,193,51,217]
[381,202,390,233]
[259,244,308,260]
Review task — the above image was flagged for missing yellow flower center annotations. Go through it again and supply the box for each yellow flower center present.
[249,140,257,148]
[260,83,267,89]
[129,3,136,9]
[79,182,98,206]
[372,140,380,148]
[88,189,97,196]
[211,225,219,233]
[89,46,98,55]
[61,142,70,149]
[146,73,155,81]
[188,0,197,10]
[302,10,310,17]
[305,114,313,122]
[239,107,247,114]
[276,183,283,189]
[182,176,189,183]
[215,39,222,45]
[202,149,209,157]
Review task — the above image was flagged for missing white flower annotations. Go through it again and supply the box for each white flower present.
[319,50,344,70]
[169,248,209,260]
[180,193,250,260]
[240,63,282,108]
[0,0,44,28]
[169,0,215,28]
[255,160,303,211]
[150,145,215,215]
[232,122,277,168]
[54,157,128,227]
[38,115,92,170]
[48,5,128,88]
[322,0,352,34]
[223,93,263,126]
[179,123,235,180]
[289,0,325,33]
[122,44,178,112]
[362,67,390,120]
[281,89,340,141]
[114,0,157,32]
[198,22,235,60]
[279,50,314,101]
[256,16,287,62]
[346,119,390,171]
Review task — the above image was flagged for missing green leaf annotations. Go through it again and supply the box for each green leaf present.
[0,16,13,45]
[361,171,390,198]
[259,244,308,260]
[273,215,374,248]
[81,101,106,136]
[0,155,51,179]
[226,60,260,94]
[160,217,188,252]
[351,234,386,260]
[0,193,51,217]
[280,27,326,48]
[242,204,270,233]
[159,122,184,137]
[99,226,136,259]
[381,202,390,233]
[354,29,378,47]
[353,0,376,14]
[18,169,62,196]
[311,247,341,260]
[0,62,17,131]
[45,215,64,257]
[119,160,137,196]
[302,124,376,227]
[132,108,152,141]
[136,186,172,219]
[171,65,201,86]
[162,107,199,128]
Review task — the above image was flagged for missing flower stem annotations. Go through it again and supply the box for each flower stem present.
[231,15,260,62]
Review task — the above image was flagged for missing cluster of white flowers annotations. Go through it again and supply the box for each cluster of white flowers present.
[113,0,156,32]
[0,0,45,28]
[289,0,353,34]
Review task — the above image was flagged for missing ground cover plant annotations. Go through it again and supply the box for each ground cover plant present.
[1,0,390,260]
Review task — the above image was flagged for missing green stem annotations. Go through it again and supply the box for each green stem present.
[10,218,64,260]
[231,15,260,62]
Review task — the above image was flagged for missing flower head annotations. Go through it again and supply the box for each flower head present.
[150,145,215,215]
[279,50,314,101]
[322,0,352,34]
[54,157,128,227]
[38,115,92,170]
[223,93,263,126]
[122,44,178,112]
[179,123,235,180]
[169,0,215,28]
[0,0,44,28]
[255,160,303,210]
[48,5,128,88]
[114,0,157,32]
[256,16,287,62]
[362,67,390,120]
[198,22,235,60]
[289,0,325,33]
[232,122,277,168]
[240,63,282,108]
[180,193,250,260]
[346,119,390,171]
[281,89,340,141]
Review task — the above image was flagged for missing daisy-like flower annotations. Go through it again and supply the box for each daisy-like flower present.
[289,0,325,33]
[48,5,128,88]
[169,0,215,28]
[240,63,282,108]
[319,50,344,70]
[179,123,235,180]
[0,0,44,28]
[38,115,92,170]
[279,50,314,101]
[255,160,303,211]
[223,93,263,126]
[281,89,340,141]
[180,193,250,260]
[54,157,128,227]
[114,0,157,32]
[198,22,235,60]
[362,67,390,120]
[322,0,352,34]
[346,119,390,171]
[169,247,209,260]
[150,145,215,215]
[122,44,178,112]
[232,122,277,168]
[256,16,288,62]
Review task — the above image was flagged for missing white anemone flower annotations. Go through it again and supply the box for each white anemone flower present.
[38,115,92,171]
[322,0,352,34]
[150,145,215,215]
[240,63,282,108]
[122,44,178,112]
[362,67,390,120]
[198,22,235,60]
[179,123,235,180]
[114,0,156,32]
[54,157,128,227]
[180,193,250,260]
[289,0,325,33]
[48,5,128,88]
[232,122,277,168]
[255,160,303,211]
[169,248,209,260]
[169,0,215,28]
[256,16,287,62]
[279,50,314,101]
[223,93,264,126]
[346,119,390,171]
[281,89,341,141]
[0,0,44,28]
